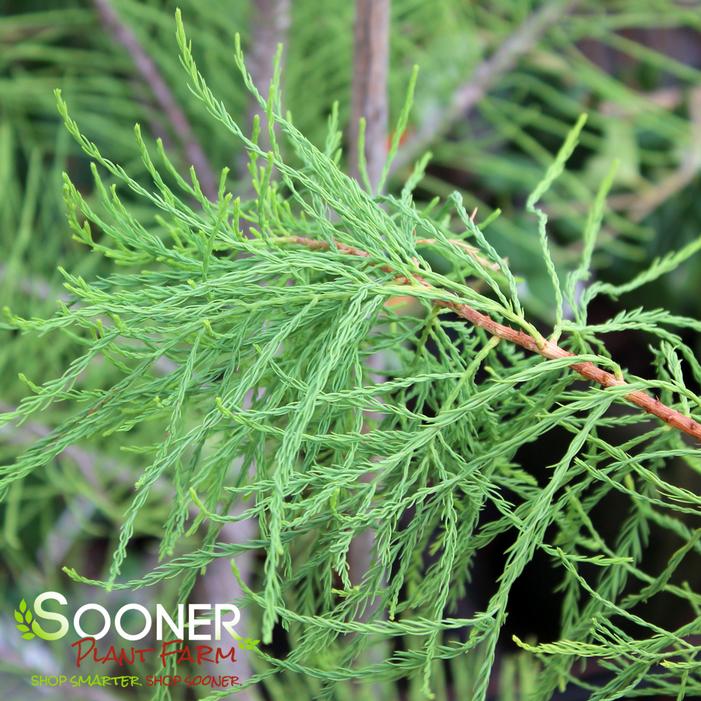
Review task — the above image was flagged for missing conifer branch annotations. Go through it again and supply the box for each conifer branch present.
[92,0,217,200]
[4,14,698,697]
[282,236,701,443]
[391,0,577,174]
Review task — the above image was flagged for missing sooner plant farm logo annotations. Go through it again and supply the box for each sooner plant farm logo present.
[13,591,258,692]
[14,592,246,642]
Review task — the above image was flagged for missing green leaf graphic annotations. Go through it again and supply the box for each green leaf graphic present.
[14,600,36,640]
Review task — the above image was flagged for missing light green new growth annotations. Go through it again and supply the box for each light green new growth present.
[2,10,701,701]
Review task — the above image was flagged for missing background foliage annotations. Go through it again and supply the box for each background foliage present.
[2,1,701,700]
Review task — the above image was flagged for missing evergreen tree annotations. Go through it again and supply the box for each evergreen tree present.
[2,3,701,700]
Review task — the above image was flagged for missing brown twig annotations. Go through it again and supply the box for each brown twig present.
[246,0,291,155]
[92,0,217,200]
[281,236,701,443]
[415,237,501,271]
[391,0,577,175]
[349,0,391,192]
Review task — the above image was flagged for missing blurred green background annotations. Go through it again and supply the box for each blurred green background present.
[2,1,701,699]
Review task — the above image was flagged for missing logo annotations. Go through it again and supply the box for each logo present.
[15,592,245,642]
[13,591,259,690]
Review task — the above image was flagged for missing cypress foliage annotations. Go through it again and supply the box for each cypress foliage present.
[2,7,701,701]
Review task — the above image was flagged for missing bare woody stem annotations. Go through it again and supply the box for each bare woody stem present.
[93,0,218,200]
[349,0,391,192]
[281,235,701,443]
[247,0,291,154]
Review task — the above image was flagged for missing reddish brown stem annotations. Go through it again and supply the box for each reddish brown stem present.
[282,235,701,443]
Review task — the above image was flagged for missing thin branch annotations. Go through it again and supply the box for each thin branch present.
[349,0,391,192]
[232,12,293,685]
[415,237,501,271]
[0,402,110,490]
[281,236,701,443]
[0,401,119,566]
[391,0,577,175]
[247,0,291,154]
[92,0,217,200]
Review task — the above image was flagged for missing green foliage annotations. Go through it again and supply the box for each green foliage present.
[3,3,701,701]
[3,10,701,701]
